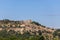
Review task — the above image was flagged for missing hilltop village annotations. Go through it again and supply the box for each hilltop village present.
[0,19,54,34]
[0,19,59,40]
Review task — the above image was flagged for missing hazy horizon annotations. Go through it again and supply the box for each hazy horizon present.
[0,0,60,28]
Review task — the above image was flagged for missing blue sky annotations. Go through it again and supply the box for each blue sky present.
[0,0,60,28]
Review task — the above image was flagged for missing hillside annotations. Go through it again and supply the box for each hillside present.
[0,19,59,40]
